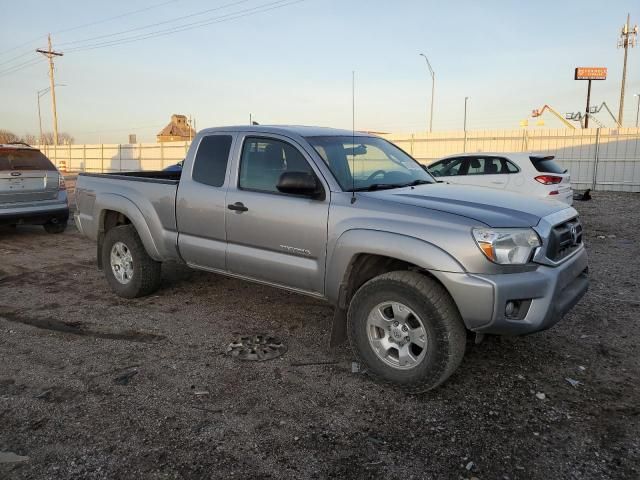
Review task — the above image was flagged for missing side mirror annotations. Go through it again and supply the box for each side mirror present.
[276,171,323,199]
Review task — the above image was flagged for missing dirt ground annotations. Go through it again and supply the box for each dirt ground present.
[1,189,639,480]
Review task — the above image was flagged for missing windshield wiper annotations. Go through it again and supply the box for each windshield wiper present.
[403,179,433,187]
[351,179,433,192]
[351,183,403,192]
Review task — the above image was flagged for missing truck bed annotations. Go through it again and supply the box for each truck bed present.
[75,171,181,262]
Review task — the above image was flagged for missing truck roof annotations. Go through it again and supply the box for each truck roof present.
[198,125,375,138]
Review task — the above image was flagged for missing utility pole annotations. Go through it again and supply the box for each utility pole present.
[617,14,638,126]
[36,34,63,146]
[419,53,435,133]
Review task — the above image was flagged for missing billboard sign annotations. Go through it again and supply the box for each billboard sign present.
[575,67,607,80]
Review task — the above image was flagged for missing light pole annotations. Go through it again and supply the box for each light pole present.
[635,94,640,127]
[419,53,435,133]
[463,96,470,152]
[464,96,470,131]
[37,84,66,145]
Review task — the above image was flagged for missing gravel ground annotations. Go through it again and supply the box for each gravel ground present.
[0,190,639,480]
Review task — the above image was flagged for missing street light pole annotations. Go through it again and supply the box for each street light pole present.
[419,53,435,133]
[463,96,470,152]
[37,84,67,145]
[37,91,44,145]
[635,94,640,128]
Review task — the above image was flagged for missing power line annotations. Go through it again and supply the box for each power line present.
[53,0,177,36]
[0,35,47,57]
[0,49,37,68]
[65,0,306,53]
[0,0,176,58]
[0,58,45,78]
[58,0,253,47]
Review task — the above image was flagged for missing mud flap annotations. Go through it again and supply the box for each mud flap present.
[330,308,348,348]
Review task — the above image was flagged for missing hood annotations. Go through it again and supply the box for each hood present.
[364,183,571,228]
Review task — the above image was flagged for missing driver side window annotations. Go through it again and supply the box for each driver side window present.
[239,137,314,194]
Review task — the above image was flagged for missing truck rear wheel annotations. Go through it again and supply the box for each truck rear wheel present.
[101,224,161,298]
[347,271,466,392]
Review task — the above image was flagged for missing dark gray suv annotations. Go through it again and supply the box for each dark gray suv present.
[0,143,69,233]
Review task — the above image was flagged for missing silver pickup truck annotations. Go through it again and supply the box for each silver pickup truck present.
[75,126,588,391]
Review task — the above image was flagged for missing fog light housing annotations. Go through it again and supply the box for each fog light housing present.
[504,299,532,320]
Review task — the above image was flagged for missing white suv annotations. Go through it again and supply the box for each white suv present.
[426,153,573,205]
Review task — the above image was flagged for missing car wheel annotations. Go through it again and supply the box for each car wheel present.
[348,271,466,392]
[43,222,67,234]
[101,224,161,298]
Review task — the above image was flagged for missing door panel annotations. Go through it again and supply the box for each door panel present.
[455,156,511,190]
[177,134,234,271]
[225,135,329,295]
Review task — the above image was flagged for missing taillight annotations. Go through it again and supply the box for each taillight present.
[58,174,67,191]
[535,175,562,185]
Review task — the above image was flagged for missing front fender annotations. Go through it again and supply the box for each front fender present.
[325,229,465,305]
[95,193,162,261]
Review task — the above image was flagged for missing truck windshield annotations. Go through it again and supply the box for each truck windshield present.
[306,136,434,191]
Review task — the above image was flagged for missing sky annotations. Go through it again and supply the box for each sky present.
[1,0,640,143]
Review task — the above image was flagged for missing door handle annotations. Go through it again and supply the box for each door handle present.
[227,202,248,212]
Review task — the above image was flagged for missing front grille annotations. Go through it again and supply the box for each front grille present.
[547,218,583,261]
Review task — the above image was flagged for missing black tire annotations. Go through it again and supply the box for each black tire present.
[43,222,67,234]
[101,224,161,298]
[347,271,466,393]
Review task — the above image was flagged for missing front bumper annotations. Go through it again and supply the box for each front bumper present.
[435,247,589,335]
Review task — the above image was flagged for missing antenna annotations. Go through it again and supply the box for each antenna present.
[351,71,356,204]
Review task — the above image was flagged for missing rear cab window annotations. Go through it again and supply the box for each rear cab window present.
[192,135,233,187]
[0,148,56,171]
[530,155,566,174]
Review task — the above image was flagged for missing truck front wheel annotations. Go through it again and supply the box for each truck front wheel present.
[101,224,161,298]
[347,271,466,392]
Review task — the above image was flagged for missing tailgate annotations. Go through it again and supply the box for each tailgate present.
[0,171,58,205]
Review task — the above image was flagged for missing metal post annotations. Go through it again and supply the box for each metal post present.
[101,143,104,173]
[592,128,601,191]
[635,94,640,127]
[463,96,469,152]
[118,144,122,172]
[419,53,435,132]
[585,80,592,128]
[37,93,43,145]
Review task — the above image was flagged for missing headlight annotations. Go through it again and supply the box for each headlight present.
[472,228,541,265]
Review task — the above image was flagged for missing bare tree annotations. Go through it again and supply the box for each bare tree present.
[1,130,75,145]
[23,134,38,145]
[40,132,75,145]
[0,130,19,143]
